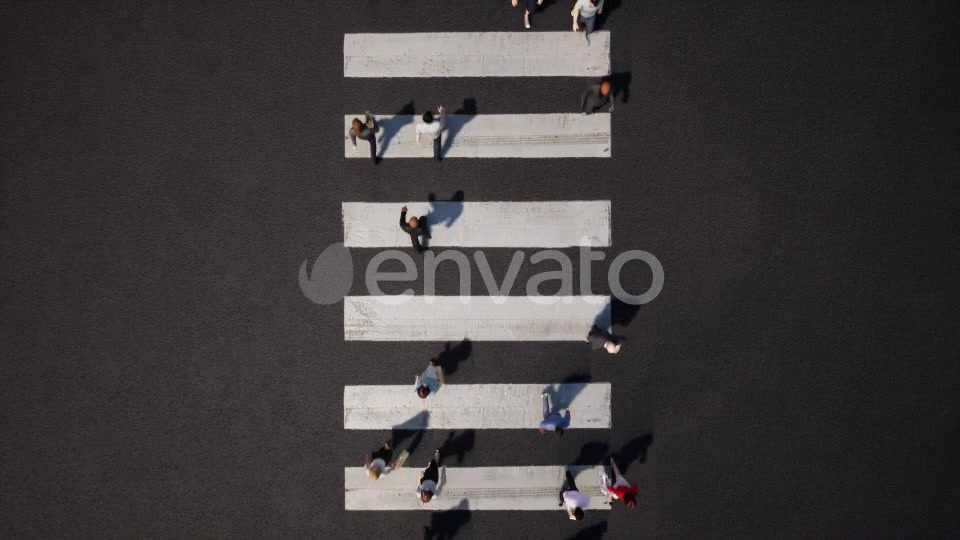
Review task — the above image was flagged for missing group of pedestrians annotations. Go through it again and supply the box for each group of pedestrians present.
[361,354,635,517]
[512,0,607,34]
[352,1,629,518]
[350,106,446,165]
[346,1,616,165]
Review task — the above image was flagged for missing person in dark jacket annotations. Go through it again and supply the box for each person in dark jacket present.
[400,206,430,254]
[349,113,381,164]
[581,80,613,114]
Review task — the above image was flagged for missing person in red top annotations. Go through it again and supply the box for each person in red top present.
[599,457,638,508]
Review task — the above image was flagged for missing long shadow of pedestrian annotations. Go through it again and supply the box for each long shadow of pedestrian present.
[438,430,476,464]
[590,297,640,342]
[607,72,632,104]
[378,101,416,158]
[433,338,472,376]
[392,410,430,458]
[596,0,623,30]
[565,521,608,540]
[423,499,471,540]
[544,373,592,411]
[426,190,466,229]
[573,441,610,465]
[614,433,653,474]
[441,98,477,158]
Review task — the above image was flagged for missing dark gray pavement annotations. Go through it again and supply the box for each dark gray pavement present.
[2,1,959,538]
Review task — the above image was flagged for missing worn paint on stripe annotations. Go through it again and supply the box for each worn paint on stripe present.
[345,465,611,510]
[343,114,611,158]
[344,382,611,430]
[344,32,610,78]
[342,201,611,248]
[344,296,612,341]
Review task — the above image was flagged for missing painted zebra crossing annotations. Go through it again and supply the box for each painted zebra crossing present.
[340,28,622,512]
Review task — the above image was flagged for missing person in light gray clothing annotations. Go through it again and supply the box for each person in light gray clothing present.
[571,0,604,35]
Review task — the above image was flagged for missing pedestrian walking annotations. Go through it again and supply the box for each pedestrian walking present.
[399,206,430,254]
[559,469,588,520]
[417,449,443,503]
[415,359,445,399]
[587,325,622,354]
[512,0,543,29]
[539,392,571,437]
[581,79,613,114]
[364,440,405,480]
[571,0,604,36]
[348,112,381,164]
[416,105,446,162]
[599,457,638,508]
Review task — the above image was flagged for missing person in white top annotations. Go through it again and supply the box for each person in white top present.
[559,468,588,520]
[415,105,446,162]
[571,0,604,36]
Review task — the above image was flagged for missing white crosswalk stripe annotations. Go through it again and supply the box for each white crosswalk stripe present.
[344,296,611,341]
[344,113,611,158]
[344,383,611,430]
[344,32,610,78]
[345,466,610,510]
[343,201,611,248]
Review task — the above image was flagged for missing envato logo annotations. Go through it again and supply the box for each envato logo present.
[299,241,663,306]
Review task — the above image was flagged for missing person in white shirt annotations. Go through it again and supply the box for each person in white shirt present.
[559,468,588,520]
[416,106,446,162]
[417,449,443,503]
[571,0,604,35]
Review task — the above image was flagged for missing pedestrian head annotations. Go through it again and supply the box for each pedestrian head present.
[423,111,434,124]
[600,81,611,95]
[367,468,381,480]
[417,385,430,399]
[351,118,363,133]
[409,216,419,229]
[573,508,585,520]
[420,490,433,503]
[623,493,637,509]
[605,341,621,354]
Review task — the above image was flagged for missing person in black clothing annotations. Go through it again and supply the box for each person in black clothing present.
[581,80,613,114]
[417,449,442,503]
[400,206,430,254]
[349,114,380,164]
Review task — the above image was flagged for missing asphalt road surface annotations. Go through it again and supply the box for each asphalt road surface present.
[2,1,958,538]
